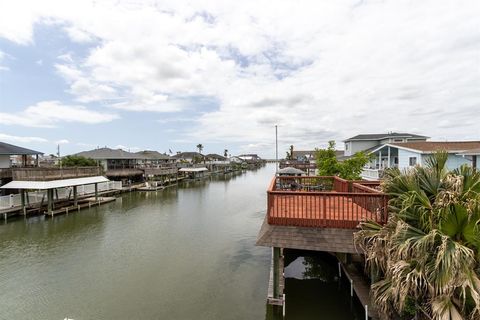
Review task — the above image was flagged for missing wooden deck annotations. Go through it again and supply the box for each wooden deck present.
[267,176,388,229]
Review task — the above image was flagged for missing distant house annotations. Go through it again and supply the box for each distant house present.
[205,154,227,162]
[75,148,139,172]
[229,156,244,164]
[0,141,43,169]
[135,150,172,168]
[238,154,262,162]
[38,154,60,167]
[291,150,315,162]
[0,141,43,195]
[291,150,344,162]
[362,141,480,180]
[75,147,177,182]
[170,152,205,163]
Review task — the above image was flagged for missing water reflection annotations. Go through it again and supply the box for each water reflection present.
[281,250,365,320]
[0,166,274,320]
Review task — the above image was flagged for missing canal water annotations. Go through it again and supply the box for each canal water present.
[0,164,363,319]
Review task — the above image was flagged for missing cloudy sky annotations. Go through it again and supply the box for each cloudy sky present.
[0,0,479,157]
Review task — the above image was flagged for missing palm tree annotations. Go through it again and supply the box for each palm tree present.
[355,151,480,319]
[196,144,203,154]
[224,149,228,157]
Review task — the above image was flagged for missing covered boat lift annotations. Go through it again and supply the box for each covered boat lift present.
[0,176,109,215]
[178,167,209,179]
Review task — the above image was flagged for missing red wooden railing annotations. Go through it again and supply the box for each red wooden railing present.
[267,176,388,229]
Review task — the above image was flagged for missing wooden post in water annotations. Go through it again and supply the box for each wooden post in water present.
[20,190,26,215]
[47,189,53,214]
[73,186,78,206]
[94,183,98,201]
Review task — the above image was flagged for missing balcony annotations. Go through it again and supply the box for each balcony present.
[267,176,388,229]
[12,167,103,181]
[360,168,384,181]
[0,168,13,179]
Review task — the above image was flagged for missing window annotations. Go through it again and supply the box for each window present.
[409,157,417,166]
[345,143,349,151]
[394,139,404,142]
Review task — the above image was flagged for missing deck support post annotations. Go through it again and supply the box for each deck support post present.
[387,146,391,168]
[21,189,26,215]
[378,150,382,169]
[273,247,281,298]
[473,155,477,172]
[73,186,78,206]
[94,183,98,201]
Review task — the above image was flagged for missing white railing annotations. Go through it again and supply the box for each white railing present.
[361,169,383,181]
[0,181,123,210]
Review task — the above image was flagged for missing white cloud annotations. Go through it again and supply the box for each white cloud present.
[0,50,9,71]
[56,139,69,144]
[1,0,480,154]
[0,133,48,143]
[0,101,119,128]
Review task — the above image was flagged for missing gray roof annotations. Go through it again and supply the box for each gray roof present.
[135,150,170,160]
[0,141,43,155]
[344,133,428,142]
[170,152,204,159]
[75,147,139,160]
[206,153,227,160]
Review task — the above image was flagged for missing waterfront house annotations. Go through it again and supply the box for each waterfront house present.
[205,153,227,162]
[237,154,262,162]
[75,148,179,183]
[291,150,316,162]
[361,141,480,180]
[135,150,172,168]
[170,152,205,163]
[0,142,43,195]
[75,147,144,182]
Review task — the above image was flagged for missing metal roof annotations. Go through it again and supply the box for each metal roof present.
[0,176,109,189]
[178,167,208,172]
[344,133,428,142]
[0,141,43,155]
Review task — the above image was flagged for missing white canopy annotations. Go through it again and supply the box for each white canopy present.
[178,167,208,172]
[0,176,109,190]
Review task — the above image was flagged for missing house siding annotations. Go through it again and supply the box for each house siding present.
[346,141,378,156]
[398,149,422,169]
[421,154,470,170]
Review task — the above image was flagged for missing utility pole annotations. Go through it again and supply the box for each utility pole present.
[275,125,278,174]
[57,144,62,169]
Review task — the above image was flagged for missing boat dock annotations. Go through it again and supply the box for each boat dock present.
[44,197,117,217]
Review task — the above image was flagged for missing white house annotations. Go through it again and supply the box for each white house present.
[361,141,480,180]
